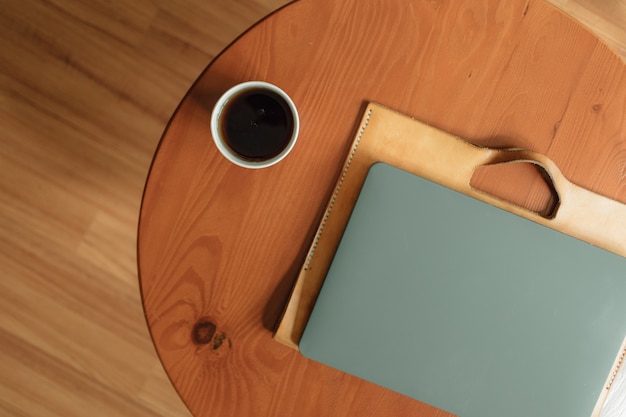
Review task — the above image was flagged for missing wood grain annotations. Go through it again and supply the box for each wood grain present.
[0,1,286,416]
[0,0,624,417]
[138,0,626,417]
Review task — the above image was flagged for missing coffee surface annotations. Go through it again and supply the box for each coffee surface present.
[220,88,294,161]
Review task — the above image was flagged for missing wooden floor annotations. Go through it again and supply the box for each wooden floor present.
[0,1,624,416]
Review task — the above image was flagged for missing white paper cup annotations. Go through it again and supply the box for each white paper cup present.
[210,81,299,169]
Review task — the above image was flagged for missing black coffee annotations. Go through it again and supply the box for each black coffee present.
[220,88,295,161]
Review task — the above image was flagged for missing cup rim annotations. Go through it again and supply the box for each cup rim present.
[210,81,300,169]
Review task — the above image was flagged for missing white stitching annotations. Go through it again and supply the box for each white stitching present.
[606,347,626,390]
[303,108,373,270]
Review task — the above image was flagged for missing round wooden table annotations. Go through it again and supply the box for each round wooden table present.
[138,0,626,415]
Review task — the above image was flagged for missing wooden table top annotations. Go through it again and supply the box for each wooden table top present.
[137,0,626,415]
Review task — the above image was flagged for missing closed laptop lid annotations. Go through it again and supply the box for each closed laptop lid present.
[300,162,626,417]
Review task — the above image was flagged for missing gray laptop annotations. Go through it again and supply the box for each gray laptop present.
[300,162,626,417]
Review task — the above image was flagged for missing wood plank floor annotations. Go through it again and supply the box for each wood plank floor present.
[0,1,624,416]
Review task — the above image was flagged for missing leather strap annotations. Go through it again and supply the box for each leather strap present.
[274,102,626,351]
